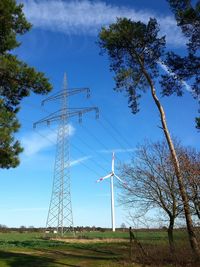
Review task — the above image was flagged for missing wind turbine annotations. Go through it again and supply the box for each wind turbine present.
[96,152,126,232]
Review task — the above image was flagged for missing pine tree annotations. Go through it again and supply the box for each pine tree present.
[98,17,200,258]
[0,0,52,168]
[161,0,200,130]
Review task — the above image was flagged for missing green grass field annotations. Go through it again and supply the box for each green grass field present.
[0,231,131,267]
[0,230,197,267]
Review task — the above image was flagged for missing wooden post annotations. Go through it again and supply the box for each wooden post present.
[129,227,133,261]
[129,226,149,260]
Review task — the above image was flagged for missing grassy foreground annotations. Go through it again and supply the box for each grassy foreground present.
[0,231,132,267]
[0,230,198,267]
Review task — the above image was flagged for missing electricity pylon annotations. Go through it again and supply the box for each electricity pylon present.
[34,73,99,236]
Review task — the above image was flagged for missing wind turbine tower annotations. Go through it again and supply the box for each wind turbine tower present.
[96,152,126,232]
[34,73,99,236]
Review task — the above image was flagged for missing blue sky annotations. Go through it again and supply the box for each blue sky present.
[0,0,199,228]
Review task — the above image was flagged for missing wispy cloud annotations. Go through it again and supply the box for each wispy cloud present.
[22,0,185,47]
[21,124,75,156]
[100,148,136,154]
[69,156,91,167]
[158,60,197,96]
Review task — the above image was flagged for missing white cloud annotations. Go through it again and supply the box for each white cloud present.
[22,0,185,46]
[21,124,75,156]
[69,156,91,167]
[158,60,197,95]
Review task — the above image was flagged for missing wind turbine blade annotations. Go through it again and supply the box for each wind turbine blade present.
[114,174,128,186]
[96,173,112,183]
[112,152,115,172]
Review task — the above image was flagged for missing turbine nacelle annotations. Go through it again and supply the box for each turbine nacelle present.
[96,152,126,185]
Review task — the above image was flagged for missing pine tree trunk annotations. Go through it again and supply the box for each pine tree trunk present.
[143,69,200,259]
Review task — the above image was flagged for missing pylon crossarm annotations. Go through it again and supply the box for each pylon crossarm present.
[41,93,64,106]
[68,107,99,122]
[33,107,99,128]
[33,110,62,128]
[67,88,90,98]
[41,88,90,106]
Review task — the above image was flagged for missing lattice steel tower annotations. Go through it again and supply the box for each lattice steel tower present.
[34,74,98,235]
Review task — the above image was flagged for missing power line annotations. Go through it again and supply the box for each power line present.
[71,142,108,173]
[20,116,107,178]
[72,132,110,166]
[22,101,51,115]
[80,123,122,163]
[71,156,102,178]
[88,99,135,158]
[32,127,102,178]
[98,119,130,152]
[35,128,102,176]
[100,113,134,149]
[23,98,132,161]
[46,125,108,174]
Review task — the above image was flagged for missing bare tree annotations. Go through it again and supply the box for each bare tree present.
[120,140,182,253]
